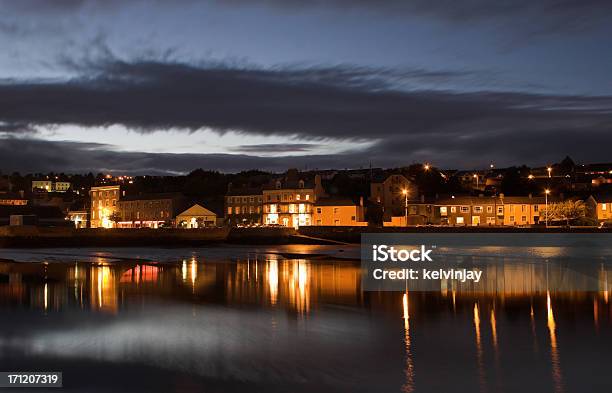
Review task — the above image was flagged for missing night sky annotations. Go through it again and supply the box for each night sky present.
[0,0,611,174]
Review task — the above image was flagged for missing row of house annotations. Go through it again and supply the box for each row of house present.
[87,185,218,229]
[79,171,612,229]
[226,169,367,228]
[226,171,612,228]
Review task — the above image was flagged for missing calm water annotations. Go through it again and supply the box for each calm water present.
[0,244,611,393]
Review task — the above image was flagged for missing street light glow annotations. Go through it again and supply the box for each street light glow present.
[545,189,551,194]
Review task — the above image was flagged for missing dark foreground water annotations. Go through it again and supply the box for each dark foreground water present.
[0,244,611,393]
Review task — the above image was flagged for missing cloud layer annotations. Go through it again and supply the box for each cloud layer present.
[0,59,611,173]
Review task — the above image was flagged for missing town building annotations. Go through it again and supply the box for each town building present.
[225,185,263,226]
[176,204,218,228]
[31,180,53,192]
[369,174,417,220]
[89,185,122,228]
[436,194,559,226]
[54,181,71,192]
[437,196,501,226]
[313,197,367,226]
[262,169,326,227]
[116,193,186,228]
[0,192,28,206]
[586,194,612,224]
[31,180,71,192]
[67,210,88,228]
[382,197,437,226]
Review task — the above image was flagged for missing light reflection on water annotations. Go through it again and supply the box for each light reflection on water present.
[0,248,611,393]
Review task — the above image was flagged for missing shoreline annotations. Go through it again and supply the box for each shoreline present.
[0,225,610,248]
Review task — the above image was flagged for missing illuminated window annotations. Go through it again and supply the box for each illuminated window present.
[450,206,456,213]
[497,206,503,215]
[305,194,310,200]
[440,206,447,215]
[473,206,483,213]
[456,217,464,224]
[460,206,469,213]
[296,194,301,200]
[603,203,607,211]
[228,207,232,214]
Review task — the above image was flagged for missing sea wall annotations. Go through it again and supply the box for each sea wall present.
[0,226,230,248]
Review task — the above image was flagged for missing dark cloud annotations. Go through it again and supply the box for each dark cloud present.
[2,0,610,34]
[1,59,611,134]
[1,59,612,171]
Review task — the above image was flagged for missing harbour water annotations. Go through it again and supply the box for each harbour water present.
[0,243,611,392]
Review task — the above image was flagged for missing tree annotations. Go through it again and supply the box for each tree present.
[540,200,586,226]
[108,212,121,227]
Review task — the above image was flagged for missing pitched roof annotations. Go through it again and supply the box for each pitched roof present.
[177,204,217,217]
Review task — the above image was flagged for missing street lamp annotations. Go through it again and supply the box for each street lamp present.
[473,173,479,189]
[402,189,408,226]
[547,167,552,178]
[528,174,534,180]
[545,189,551,228]
[424,163,430,171]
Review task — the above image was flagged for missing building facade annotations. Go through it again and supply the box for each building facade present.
[370,174,417,220]
[225,186,263,226]
[262,171,325,227]
[116,193,185,228]
[437,195,553,226]
[586,194,612,223]
[89,185,122,228]
[31,180,71,192]
[0,192,28,206]
[176,204,218,228]
[313,198,367,226]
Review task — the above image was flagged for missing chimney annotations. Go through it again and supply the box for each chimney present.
[528,193,532,199]
[359,196,364,206]
[421,194,425,203]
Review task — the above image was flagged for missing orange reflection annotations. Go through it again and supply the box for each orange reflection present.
[267,259,279,305]
[547,291,563,393]
[402,293,415,393]
[473,302,486,392]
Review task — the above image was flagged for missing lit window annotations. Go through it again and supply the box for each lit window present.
[473,206,483,213]
[460,206,469,213]
[440,206,447,215]
[450,206,456,213]
[456,217,464,224]
[305,194,310,200]
[228,207,232,214]
[296,194,301,200]
[603,203,607,211]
